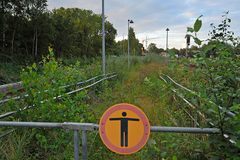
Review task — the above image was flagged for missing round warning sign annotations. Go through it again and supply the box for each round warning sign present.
[99,103,150,155]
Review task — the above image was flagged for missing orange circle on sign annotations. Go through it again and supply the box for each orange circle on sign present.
[99,103,150,155]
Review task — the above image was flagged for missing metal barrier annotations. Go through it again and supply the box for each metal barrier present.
[0,73,116,105]
[0,82,23,94]
[161,74,236,117]
[0,74,117,141]
[0,74,117,119]
[0,129,15,138]
[0,121,220,160]
[160,75,237,144]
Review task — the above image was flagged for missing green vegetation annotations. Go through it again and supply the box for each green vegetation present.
[0,62,21,84]
[0,51,239,159]
[147,43,165,54]
[0,1,239,159]
[115,28,144,56]
[1,55,212,160]
[0,1,143,65]
[184,13,240,158]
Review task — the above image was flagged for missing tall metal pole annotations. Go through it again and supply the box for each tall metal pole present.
[128,20,130,69]
[127,19,134,68]
[102,0,106,75]
[166,28,169,52]
[166,31,168,51]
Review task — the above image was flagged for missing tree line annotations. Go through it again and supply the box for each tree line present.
[0,0,144,64]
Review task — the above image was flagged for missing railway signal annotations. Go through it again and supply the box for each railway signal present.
[185,34,191,57]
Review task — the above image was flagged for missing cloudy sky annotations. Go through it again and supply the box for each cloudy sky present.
[47,0,240,49]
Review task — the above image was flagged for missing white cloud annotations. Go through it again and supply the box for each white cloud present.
[181,11,196,19]
[48,0,240,49]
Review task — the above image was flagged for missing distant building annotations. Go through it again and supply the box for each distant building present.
[160,52,169,57]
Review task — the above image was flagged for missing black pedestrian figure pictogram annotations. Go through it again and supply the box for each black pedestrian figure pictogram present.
[109,112,140,147]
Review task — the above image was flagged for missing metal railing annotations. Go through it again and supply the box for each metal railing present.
[0,82,23,94]
[161,74,236,117]
[0,74,117,140]
[0,73,116,105]
[160,74,237,144]
[0,73,117,119]
[0,121,220,160]
[0,129,15,139]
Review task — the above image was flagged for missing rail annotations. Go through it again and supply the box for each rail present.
[0,82,23,94]
[0,121,220,160]
[162,74,236,117]
[160,76,204,126]
[0,129,15,139]
[0,74,117,119]
[160,75,237,144]
[0,74,117,140]
[0,73,115,105]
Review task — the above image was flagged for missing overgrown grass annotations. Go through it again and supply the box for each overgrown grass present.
[0,54,232,159]
[89,55,210,160]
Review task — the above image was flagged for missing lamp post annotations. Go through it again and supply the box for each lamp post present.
[102,0,106,75]
[128,19,134,68]
[186,34,191,58]
[166,28,169,52]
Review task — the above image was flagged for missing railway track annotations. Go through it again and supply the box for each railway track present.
[0,73,117,138]
[0,73,115,105]
[160,74,237,144]
[0,82,23,95]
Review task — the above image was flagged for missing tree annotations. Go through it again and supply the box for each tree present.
[128,27,143,55]
[25,0,48,60]
[114,28,143,56]
[169,48,179,54]
[51,8,117,58]
[147,43,165,54]
[0,0,51,63]
[0,4,117,63]
[148,43,159,53]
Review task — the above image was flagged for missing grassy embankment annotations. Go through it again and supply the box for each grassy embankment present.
[0,55,210,160]
[88,56,210,160]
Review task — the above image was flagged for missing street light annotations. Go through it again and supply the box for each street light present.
[128,19,134,68]
[166,28,170,52]
[102,0,106,75]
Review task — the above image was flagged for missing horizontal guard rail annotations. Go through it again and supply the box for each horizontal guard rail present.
[0,73,116,105]
[151,126,220,134]
[161,74,236,117]
[160,75,236,144]
[0,121,220,160]
[0,74,117,119]
[0,73,115,94]
[0,121,220,134]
